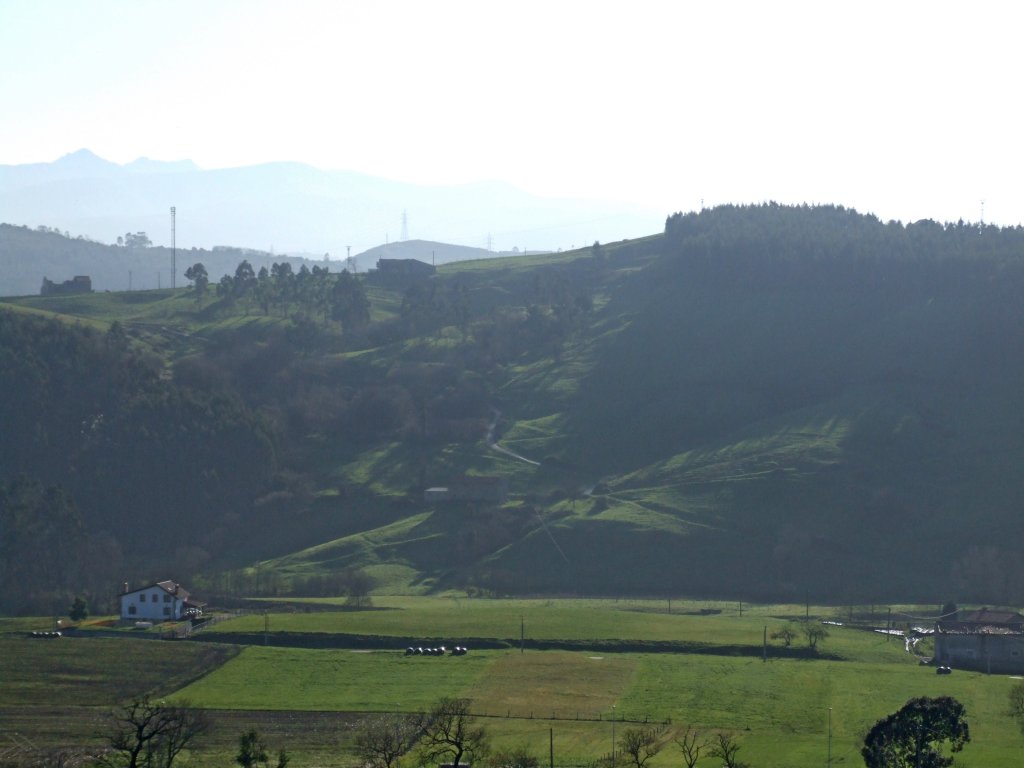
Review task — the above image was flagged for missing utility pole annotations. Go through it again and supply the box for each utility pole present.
[611,705,616,768]
[170,207,176,290]
[827,707,832,766]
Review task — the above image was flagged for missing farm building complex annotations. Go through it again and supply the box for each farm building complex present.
[934,608,1024,674]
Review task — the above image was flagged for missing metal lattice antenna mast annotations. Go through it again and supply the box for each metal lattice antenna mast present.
[401,209,409,241]
[170,206,176,290]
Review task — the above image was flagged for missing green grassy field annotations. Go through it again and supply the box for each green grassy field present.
[4,606,1019,768]
[4,600,1023,767]
[171,643,1022,766]
[206,598,914,660]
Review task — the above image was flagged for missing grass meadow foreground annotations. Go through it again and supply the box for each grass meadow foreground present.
[3,599,1023,767]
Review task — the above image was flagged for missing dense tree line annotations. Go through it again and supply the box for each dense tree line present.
[663,203,1024,293]
[0,476,122,615]
[0,311,275,612]
[556,203,1024,601]
[207,260,370,332]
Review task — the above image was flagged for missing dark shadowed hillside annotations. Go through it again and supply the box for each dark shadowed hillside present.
[3,204,1023,610]
[486,206,1024,601]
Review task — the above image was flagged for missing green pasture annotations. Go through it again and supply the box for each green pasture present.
[5,600,1023,766]
[438,234,662,275]
[210,597,910,661]
[172,642,1024,766]
[0,616,70,634]
[2,288,187,323]
[439,251,587,274]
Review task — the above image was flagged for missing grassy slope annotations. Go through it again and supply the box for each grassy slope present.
[6,222,1024,602]
[429,234,1024,600]
[177,226,1024,601]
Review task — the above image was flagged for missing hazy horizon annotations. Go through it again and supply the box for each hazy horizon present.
[3,1,1023,229]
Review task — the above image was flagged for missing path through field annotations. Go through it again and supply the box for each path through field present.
[487,408,541,466]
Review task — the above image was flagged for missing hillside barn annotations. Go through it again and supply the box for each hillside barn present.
[934,609,1024,674]
[376,258,436,278]
[41,275,92,295]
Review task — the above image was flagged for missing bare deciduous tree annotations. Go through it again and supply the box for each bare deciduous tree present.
[708,732,746,768]
[675,728,707,768]
[353,713,422,768]
[417,697,488,768]
[802,622,829,652]
[770,626,796,647]
[0,745,100,768]
[97,695,207,768]
[617,727,661,768]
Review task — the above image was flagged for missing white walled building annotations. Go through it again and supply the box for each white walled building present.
[119,580,200,622]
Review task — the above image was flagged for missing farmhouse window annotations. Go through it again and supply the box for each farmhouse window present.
[163,607,171,616]
[164,594,171,603]
[139,594,145,602]
[128,605,137,615]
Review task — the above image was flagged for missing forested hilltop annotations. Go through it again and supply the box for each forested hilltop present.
[2,204,1023,613]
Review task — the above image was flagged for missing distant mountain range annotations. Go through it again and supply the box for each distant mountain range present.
[0,149,664,258]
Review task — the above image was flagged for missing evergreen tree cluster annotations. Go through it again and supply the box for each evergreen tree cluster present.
[663,203,1024,292]
[211,260,370,331]
[0,311,275,612]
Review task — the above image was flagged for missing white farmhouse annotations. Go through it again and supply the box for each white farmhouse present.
[119,580,201,622]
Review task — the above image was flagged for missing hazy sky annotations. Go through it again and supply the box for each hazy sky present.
[2,1,1022,225]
